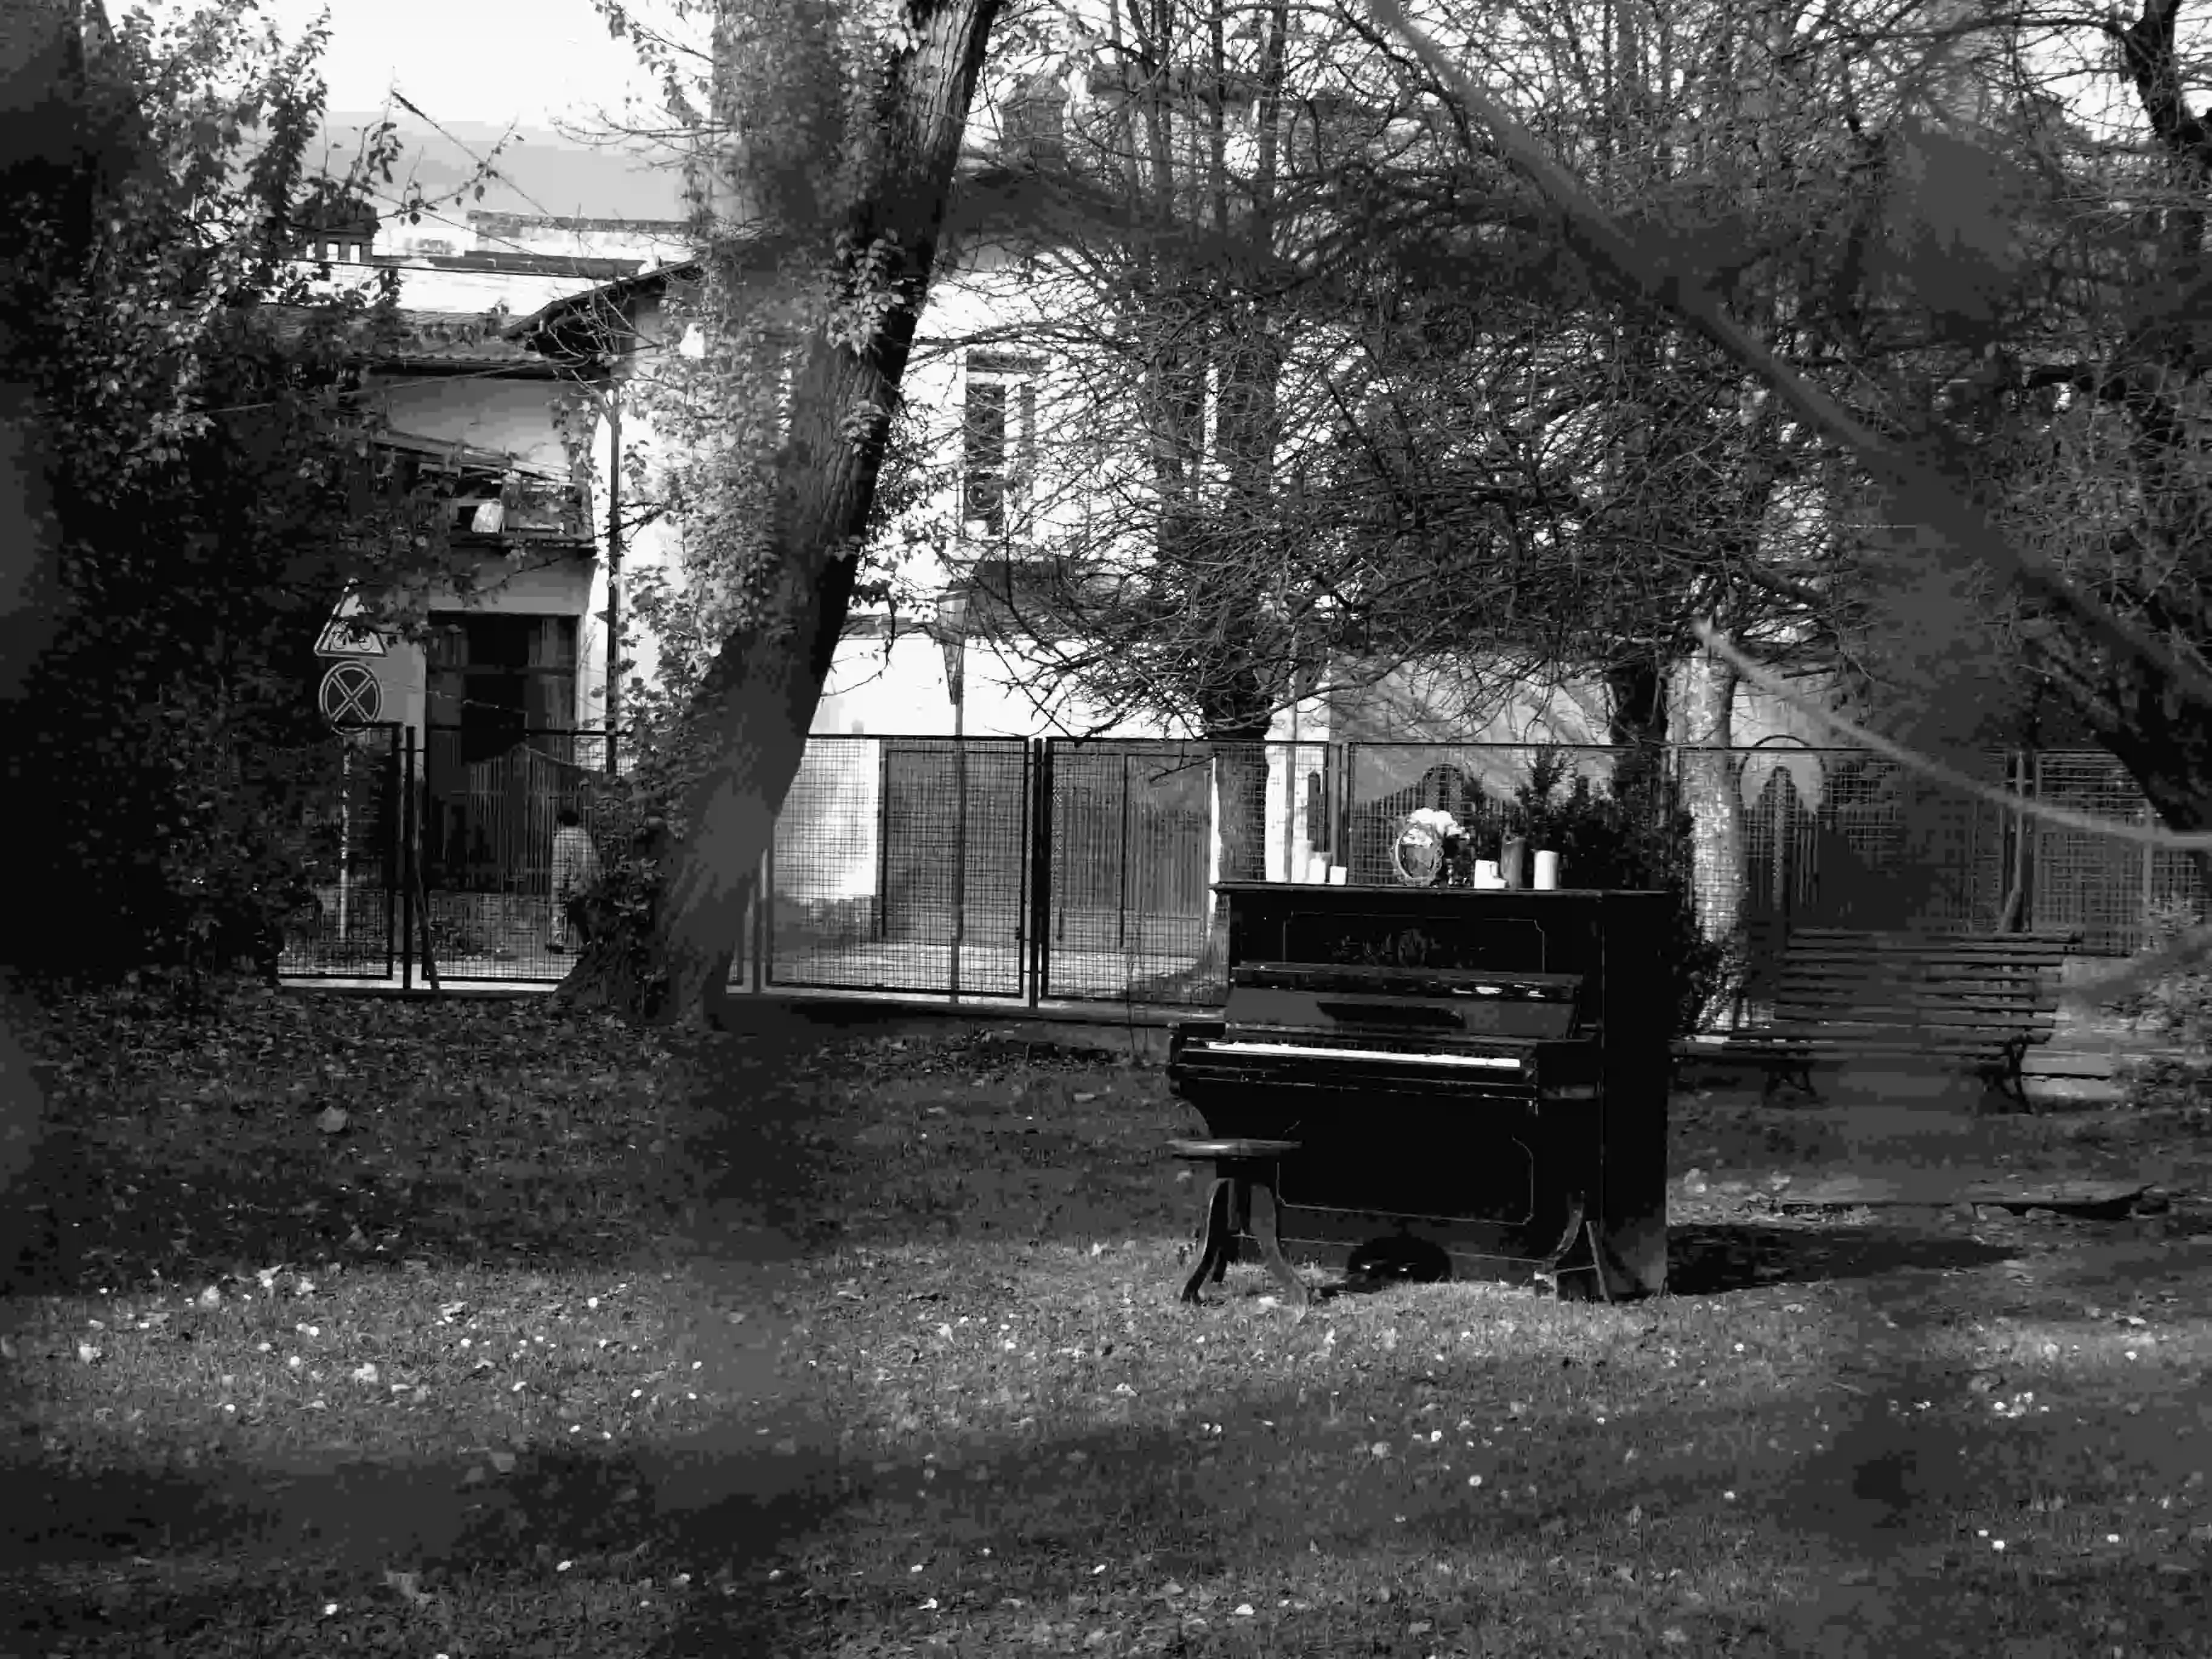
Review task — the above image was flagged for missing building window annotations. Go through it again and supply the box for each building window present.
[964,352,1041,540]
[964,380,1007,533]
[427,612,578,756]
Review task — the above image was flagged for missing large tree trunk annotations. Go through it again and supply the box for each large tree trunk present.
[1674,645,1743,943]
[556,0,1005,1027]
[1188,719,1272,990]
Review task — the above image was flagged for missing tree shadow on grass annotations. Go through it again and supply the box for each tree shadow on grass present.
[1666,1222,2016,1297]
[2,999,890,1295]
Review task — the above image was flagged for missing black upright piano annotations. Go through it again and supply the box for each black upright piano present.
[1167,882,1671,1298]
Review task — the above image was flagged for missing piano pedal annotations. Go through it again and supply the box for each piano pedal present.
[1345,1234,1450,1288]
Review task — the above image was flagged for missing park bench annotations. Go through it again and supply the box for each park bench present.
[1698,927,2080,1109]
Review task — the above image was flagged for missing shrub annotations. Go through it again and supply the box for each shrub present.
[2102,896,2212,1042]
[1479,747,1743,1038]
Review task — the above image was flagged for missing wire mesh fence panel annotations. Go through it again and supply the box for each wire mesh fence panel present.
[1731,748,2013,936]
[1041,739,1216,1002]
[274,722,401,979]
[1342,743,1648,886]
[2031,749,2200,954]
[771,736,1029,996]
[416,728,618,980]
[1735,749,1819,931]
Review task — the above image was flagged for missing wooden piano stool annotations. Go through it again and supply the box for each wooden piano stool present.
[1168,1138,1311,1307]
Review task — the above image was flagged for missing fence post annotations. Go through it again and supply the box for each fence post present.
[400,726,415,993]
[381,724,399,982]
[1030,739,1054,1004]
[750,850,768,995]
[874,739,891,943]
[1022,739,1039,1008]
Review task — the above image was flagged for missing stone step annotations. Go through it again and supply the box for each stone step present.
[2025,1076,2125,1107]
[1774,1174,2149,1215]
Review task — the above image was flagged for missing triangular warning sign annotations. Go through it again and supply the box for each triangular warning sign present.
[315,615,387,657]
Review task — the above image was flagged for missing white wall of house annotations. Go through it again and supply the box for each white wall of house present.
[464,213,697,265]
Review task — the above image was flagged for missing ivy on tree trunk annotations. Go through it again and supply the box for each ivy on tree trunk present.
[555,0,1007,1028]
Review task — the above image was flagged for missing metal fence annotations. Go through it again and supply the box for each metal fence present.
[271,721,404,980]
[1341,743,1666,886]
[1039,739,1224,1005]
[261,729,2200,997]
[2031,750,2205,953]
[417,727,620,982]
[1703,745,2014,937]
[766,735,1031,997]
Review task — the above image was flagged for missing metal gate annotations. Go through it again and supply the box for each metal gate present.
[766,734,1032,997]
[1036,739,1218,1004]
[414,726,617,981]
[274,720,403,979]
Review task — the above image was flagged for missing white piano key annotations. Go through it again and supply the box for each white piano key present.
[1195,1041,1524,1070]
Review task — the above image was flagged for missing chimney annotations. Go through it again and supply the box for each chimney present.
[1000,73,1068,172]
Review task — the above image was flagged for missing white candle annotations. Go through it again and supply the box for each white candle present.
[1327,865,1349,885]
[1533,850,1560,890]
[1308,853,1330,884]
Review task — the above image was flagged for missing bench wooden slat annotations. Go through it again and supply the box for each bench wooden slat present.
[1735,1045,2019,1062]
[1788,929,2080,944]
[1766,1032,2054,1047]
[1780,953,2064,967]
[1743,1026,2035,1039]
[1770,1003,2055,1024]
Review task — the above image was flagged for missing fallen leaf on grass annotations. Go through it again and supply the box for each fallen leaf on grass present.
[317,1107,349,1134]
[384,1569,433,1606]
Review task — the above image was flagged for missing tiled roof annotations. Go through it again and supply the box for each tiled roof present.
[366,309,548,366]
[262,306,554,370]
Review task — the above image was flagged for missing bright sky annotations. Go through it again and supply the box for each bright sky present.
[247,0,669,127]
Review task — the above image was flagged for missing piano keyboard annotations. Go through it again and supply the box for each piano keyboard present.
[1195,1040,1523,1070]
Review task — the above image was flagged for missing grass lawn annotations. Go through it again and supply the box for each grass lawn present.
[4,986,2212,1656]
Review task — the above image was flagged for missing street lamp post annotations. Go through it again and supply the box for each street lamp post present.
[937,586,971,1002]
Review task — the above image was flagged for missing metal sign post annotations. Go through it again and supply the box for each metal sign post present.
[937,589,970,1003]
[318,663,385,964]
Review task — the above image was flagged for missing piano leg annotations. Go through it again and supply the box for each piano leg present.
[1242,1179,1310,1307]
[1538,1193,1589,1298]
[1182,1178,1236,1304]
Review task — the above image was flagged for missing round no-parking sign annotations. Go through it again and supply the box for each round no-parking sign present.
[318,660,383,727]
